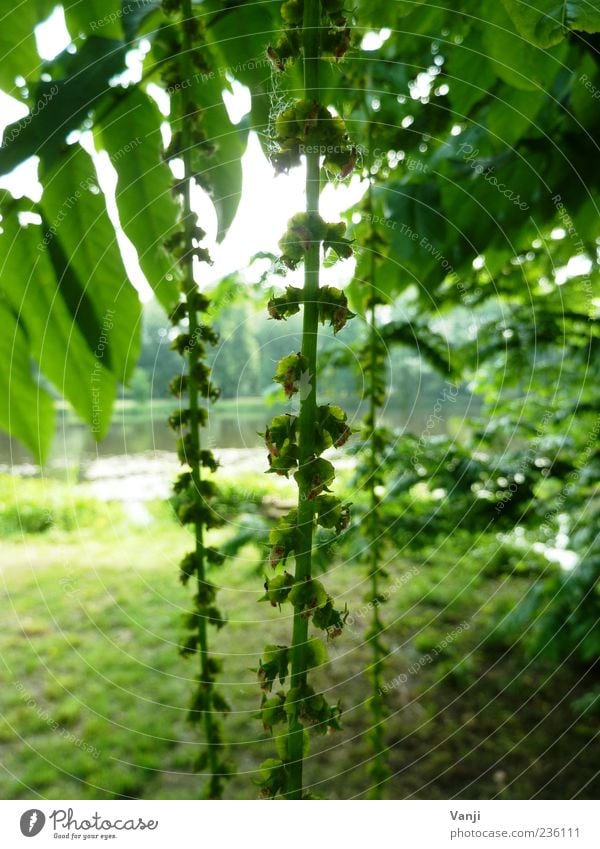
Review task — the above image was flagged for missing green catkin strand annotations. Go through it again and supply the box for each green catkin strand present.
[257,0,355,800]
[363,117,390,797]
[366,217,386,798]
[169,0,227,798]
[285,0,322,801]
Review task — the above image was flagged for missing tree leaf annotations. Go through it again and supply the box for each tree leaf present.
[0,301,55,463]
[500,0,566,47]
[96,87,180,310]
[501,0,600,47]
[120,0,162,42]
[0,37,127,177]
[481,0,567,91]
[486,85,548,148]
[40,144,142,385]
[378,182,448,294]
[568,0,600,33]
[0,208,118,439]
[0,1,56,92]
[447,31,498,117]
[63,1,123,40]
[201,0,273,89]
[187,74,248,241]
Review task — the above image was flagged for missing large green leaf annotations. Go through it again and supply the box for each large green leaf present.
[0,37,127,177]
[120,0,162,41]
[200,0,273,145]
[500,0,566,47]
[147,18,248,241]
[201,0,273,90]
[570,53,600,124]
[96,88,180,311]
[501,0,600,47]
[0,301,54,463]
[447,31,498,118]
[377,182,449,294]
[568,0,600,33]
[40,144,142,385]
[486,85,548,148]
[438,149,546,273]
[481,0,567,91]
[188,74,248,241]
[0,1,55,92]
[0,207,118,439]
[63,1,122,40]
[359,0,427,24]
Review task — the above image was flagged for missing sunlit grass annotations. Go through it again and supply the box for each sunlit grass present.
[0,476,597,799]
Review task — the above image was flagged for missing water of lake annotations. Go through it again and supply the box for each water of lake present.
[0,392,477,501]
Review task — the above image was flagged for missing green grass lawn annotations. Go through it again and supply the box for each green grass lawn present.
[0,479,598,799]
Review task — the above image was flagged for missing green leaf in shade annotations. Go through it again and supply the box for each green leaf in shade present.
[500,0,566,48]
[570,54,600,124]
[481,0,567,91]
[486,85,548,148]
[0,37,127,177]
[0,1,56,92]
[40,144,142,385]
[120,0,162,42]
[200,0,273,149]
[0,208,118,439]
[95,88,180,311]
[201,0,272,90]
[568,0,600,34]
[0,301,54,463]
[502,0,600,47]
[63,1,122,40]
[447,32,498,118]
[187,74,248,241]
[377,182,448,294]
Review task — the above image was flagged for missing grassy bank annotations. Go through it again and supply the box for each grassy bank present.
[0,478,597,799]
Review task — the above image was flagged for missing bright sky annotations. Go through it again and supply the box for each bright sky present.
[0,7,367,301]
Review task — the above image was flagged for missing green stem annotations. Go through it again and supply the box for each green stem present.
[365,121,386,797]
[180,0,219,790]
[286,0,321,800]
[367,239,384,798]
